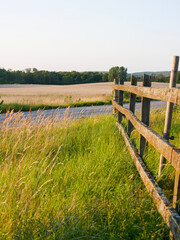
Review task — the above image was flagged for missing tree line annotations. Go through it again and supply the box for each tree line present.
[134,73,180,83]
[150,72,180,83]
[0,67,179,85]
[0,68,109,85]
[0,66,127,85]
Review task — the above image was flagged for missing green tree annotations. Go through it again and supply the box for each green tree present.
[25,68,31,73]
[108,66,127,82]
[102,72,108,82]
[119,66,127,82]
[156,73,166,82]
[32,68,38,73]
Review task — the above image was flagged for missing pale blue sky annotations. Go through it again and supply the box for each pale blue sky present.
[0,0,180,72]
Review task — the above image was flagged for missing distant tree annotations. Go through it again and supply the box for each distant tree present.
[32,68,38,72]
[119,66,127,82]
[102,73,108,82]
[156,73,166,82]
[25,68,31,73]
[151,73,169,83]
[108,66,119,82]
[108,66,127,82]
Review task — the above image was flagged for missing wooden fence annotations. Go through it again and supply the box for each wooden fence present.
[112,56,180,239]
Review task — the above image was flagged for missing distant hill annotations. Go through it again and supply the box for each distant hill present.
[127,71,171,77]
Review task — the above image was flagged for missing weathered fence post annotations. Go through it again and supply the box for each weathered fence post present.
[118,77,124,123]
[158,56,179,177]
[127,75,137,136]
[170,140,180,240]
[113,78,119,114]
[138,74,151,157]
[173,159,180,213]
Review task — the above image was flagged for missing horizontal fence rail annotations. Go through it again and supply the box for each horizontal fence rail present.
[112,56,180,239]
[113,85,180,105]
[112,100,180,171]
[116,123,180,239]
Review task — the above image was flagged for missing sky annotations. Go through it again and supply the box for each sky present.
[0,0,180,73]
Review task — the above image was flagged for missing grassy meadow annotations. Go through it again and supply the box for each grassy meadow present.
[0,106,179,239]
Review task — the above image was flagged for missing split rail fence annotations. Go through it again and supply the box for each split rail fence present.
[112,56,180,239]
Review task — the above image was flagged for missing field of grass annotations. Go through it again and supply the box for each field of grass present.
[0,81,173,112]
[0,106,179,239]
[0,83,113,106]
[0,83,113,112]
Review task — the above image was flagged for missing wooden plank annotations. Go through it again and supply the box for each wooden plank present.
[139,74,151,157]
[112,100,180,171]
[116,122,180,239]
[158,56,179,177]
[127,75,137,136]
[112,85,180,105]
[118,77,124,123]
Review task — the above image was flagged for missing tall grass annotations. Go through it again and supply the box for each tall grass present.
[0,107,178,239]
[122,105,180,201]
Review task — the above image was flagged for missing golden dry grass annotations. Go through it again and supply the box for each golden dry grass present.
[0,82,113,105]
[0,82,179,106]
